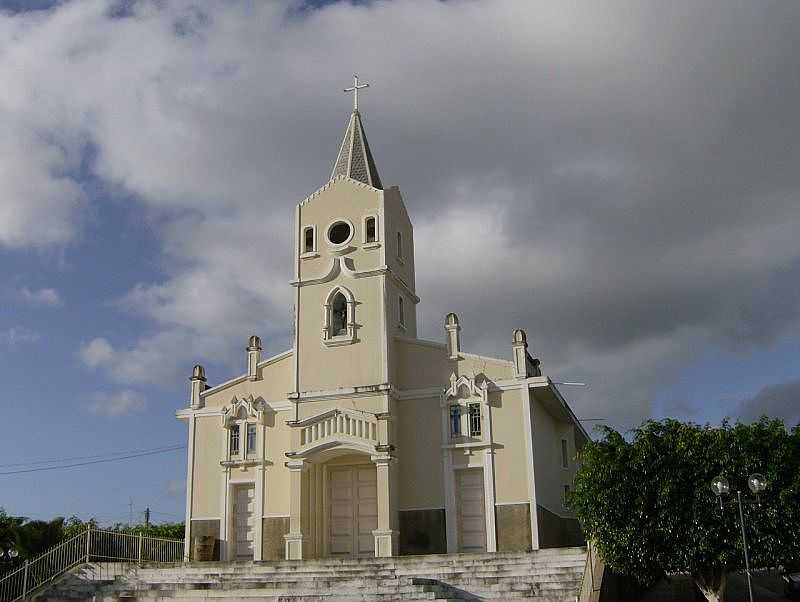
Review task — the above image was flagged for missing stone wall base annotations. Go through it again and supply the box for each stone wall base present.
[262,517,290,560]
[398,509,446,555]
[189,519,221,561]
[495,503,532,552]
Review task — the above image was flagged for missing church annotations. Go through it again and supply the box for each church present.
[177,78,588,562]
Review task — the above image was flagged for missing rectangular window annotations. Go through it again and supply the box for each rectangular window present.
[563,484,571,508]
[398,296,405,327]
[561,439,569,468]
[303,227,314,253]
[230,425,240,456]
[397,232,403,258]
[449,406,461,437]
[468,403,481,436]
[246,423,257,455]
[365,217,376,243]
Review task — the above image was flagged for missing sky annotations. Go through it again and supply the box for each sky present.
[1,0,799,524]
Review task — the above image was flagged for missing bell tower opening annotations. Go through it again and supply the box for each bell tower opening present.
[331,292,347,336]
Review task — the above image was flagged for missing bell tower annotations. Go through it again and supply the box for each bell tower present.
[289,76,418,400]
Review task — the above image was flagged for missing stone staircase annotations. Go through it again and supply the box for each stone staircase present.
[36,547,587,602]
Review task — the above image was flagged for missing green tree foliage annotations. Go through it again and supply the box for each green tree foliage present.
[0,510,184,574]
[568,418,800,601]
[0,509,25,571]
[13,517,65,560]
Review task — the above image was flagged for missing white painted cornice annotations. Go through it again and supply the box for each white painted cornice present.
[289,383,390,402]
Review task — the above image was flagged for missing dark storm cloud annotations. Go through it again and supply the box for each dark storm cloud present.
[2,0,800,428]
[737,379,800,426]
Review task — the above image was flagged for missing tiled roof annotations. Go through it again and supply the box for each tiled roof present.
[330,110,382,189]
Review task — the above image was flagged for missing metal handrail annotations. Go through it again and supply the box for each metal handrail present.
[0,526,184,602]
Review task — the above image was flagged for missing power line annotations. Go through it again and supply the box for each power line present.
[0,444,187,468]
[0,445,186,476]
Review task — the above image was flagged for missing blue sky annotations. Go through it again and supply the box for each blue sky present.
[1,0,799,524]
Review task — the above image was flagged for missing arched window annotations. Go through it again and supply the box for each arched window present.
[303,226,315,253]
[331,292,347,336]
[397,231,403,258]
[365,217,376,243]
[323,286,356,346]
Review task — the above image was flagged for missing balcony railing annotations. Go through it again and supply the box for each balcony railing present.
[298,408,378,451]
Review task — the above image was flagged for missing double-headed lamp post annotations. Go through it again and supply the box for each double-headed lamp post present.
[711,473,768,602]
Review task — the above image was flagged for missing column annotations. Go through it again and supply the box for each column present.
[284,459,306,560]
[371,453,397,557]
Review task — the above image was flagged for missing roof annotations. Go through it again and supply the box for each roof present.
[330,110,382,189]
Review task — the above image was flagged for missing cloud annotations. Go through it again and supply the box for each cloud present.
[2,1,800,427]
[0,326,41,347]
[80,337,115,368]
[736,379,800,426]
[9,287,63,307]
[165,479,186,498]
[86,389,146,417]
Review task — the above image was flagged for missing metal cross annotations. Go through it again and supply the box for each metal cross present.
[344,74,370,111]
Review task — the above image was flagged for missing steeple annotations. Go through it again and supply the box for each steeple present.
[330,75,383,189]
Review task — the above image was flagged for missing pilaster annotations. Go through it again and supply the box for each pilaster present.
[284,459,307,560]
[371,452,398,557]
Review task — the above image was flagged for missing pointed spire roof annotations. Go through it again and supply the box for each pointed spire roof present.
[330,109,383,189]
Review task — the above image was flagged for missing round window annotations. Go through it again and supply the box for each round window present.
[327,221,352,245]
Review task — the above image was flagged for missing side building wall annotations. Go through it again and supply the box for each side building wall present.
[530,394,584,548]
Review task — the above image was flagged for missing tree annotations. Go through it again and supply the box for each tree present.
[13,517,65,560]
[0,508,25,569]
[568,418,800,602]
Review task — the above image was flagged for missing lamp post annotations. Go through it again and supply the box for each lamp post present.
[711,473,767,602]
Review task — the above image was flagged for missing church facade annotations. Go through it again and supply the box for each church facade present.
[177,88,587,562]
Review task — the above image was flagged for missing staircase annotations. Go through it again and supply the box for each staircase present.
[36,548,587,601]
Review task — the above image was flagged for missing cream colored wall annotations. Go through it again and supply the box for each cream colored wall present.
[460,354,514,382]
[265,415,292,516]
[297,275,385,391]
[396,397,444,509]
[201,353,293,409]
[531,393,576,515]
[393,339,451,389]
[296,394,386,421]
[490,390,529,504]
[191,416,221,517]
[386,278,417,339]
[383,187,415,293]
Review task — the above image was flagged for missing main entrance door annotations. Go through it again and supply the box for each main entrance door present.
[456,468,487,552]
[327,465,377,557]
[232,484,255,559]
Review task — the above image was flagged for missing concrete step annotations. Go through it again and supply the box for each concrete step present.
[36,549,586,602]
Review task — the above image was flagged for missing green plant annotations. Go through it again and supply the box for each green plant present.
[568,418,800,602]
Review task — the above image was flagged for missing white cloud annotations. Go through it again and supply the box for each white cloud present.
[86,389,146,417]
[3,1,800,428]
[9,287,63,307]
[80,337,115,368]
[0,326,41,347]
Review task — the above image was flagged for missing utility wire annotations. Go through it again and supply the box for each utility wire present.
[0,445,186,475]
[0,444,187,468]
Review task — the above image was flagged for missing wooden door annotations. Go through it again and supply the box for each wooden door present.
[233,484,255,559]
[457,468,486,552]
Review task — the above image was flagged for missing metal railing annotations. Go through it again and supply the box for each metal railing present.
[0,526,184,602]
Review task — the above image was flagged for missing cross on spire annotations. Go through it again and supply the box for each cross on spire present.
[343,74,370,112]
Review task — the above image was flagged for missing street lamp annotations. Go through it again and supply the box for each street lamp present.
[711,473,768,602]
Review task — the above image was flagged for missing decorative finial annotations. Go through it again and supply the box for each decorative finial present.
[344,74,370,112]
